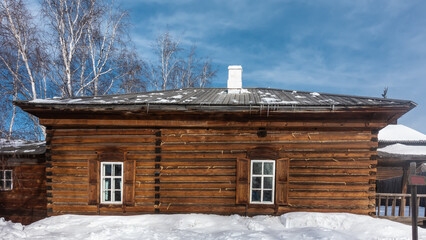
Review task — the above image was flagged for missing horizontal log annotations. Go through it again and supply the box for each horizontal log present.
[40,118,388,128]
[49,128,157,136]
[159,161,236,167]
[51,155,98,161]
[49,191,88,197]
[162,142,377,151]
[290,175,373,182]
[158,175,235,182]
[290,191,373,198]
[290,168,372,175]
[52,135,156,144]
[289,198,372,206]
[51,197,88,203]
[158,168,236,175]
[51,161,88,167]
[51,144,155,151]
[50,205,98,213]
[289,184,374,191]
[161,134,372,143]
[51,176,88,182]
[160,190,234,197]
[290,159,375,167]
[287,152,373,158]
[140,183,235,190]
[50,168,87,175]
[159,197,235,204]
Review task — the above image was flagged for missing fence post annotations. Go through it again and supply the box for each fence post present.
[410,162,418,240]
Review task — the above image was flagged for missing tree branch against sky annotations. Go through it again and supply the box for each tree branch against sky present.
[0,0,217,140]
[144,31,216,91]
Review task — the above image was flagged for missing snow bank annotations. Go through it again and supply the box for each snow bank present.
[0,218,26,239]
[281,212,417,239]
[1,212,425,240]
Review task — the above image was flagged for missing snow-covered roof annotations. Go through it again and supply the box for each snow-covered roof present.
[0,138,45,155]
[16,88,415,112]
[378,124,426,143]
[378,143,426,156]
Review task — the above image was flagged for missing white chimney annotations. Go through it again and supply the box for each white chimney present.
[227,65,242,92]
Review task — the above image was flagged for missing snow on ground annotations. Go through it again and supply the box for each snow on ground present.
[1,212,426,240]
[379,124,426,141]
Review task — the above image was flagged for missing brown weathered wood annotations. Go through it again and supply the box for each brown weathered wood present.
[28,111,388,218]
[236,158,250,204]
[88,160,98,205]
[40,118,388,129]
[276,158,289,205]
[124,159,136,206]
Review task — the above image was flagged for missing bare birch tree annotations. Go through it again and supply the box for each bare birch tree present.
[144,31,216,90]
[43,0,140,97]
[0,0,48,140]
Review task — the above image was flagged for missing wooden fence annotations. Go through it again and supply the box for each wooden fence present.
[376,193,426,217]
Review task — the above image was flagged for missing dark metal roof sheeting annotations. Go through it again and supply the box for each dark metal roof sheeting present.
[17,88,416,111]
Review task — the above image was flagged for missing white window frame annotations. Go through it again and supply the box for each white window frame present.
[0,170,13,191]
[250,160,275,204]
[100,162,123,204]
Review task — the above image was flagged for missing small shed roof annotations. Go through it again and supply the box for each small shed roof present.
[0,138,45,155]
[378,124,426,144]
[15,88,416,114]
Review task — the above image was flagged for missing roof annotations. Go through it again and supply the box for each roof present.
[378,143,426,157]
[0,138,45,155]
[378,124,426,144]
[15,88,416,112]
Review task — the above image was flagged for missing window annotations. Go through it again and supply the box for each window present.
[0,170,13,191]
[250,160,275,204]
[100,162,123,204]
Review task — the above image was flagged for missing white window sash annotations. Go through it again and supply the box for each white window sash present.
[1,170,13,191]
[100,162,123,204]
[249,160,275,204]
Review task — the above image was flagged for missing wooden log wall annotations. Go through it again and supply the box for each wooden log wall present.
[0,156,47,224]
[45,119,378,216]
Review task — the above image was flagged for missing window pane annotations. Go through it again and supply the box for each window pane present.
[263,190,272,202]
[0,171,3,179]
[0,182,4,190]
[104,178,111,190]
[264,163,273,175]
[264,177,273,189]
[104,190,111,201]
[5,181,12,189]
[114,164,122,176]
[114,178,121,190]
[115,191,121,201]
[252,177,261,188]
[252,190,261,202]
[104,164,112,176]
[5,171,11,179]
[253,162,262,174]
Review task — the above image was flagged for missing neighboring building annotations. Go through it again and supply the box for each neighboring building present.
[0,139,46,224]
[377,125,426,180]
[13,66,415,218]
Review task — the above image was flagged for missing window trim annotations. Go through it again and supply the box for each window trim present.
[0,169,13,191]
[100,162,123,204]
[249,160,275,204]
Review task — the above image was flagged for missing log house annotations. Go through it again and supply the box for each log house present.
[0,140,46,224]
[14,66,416,218]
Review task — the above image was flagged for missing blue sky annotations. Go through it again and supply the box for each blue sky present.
[125,0,426,133]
